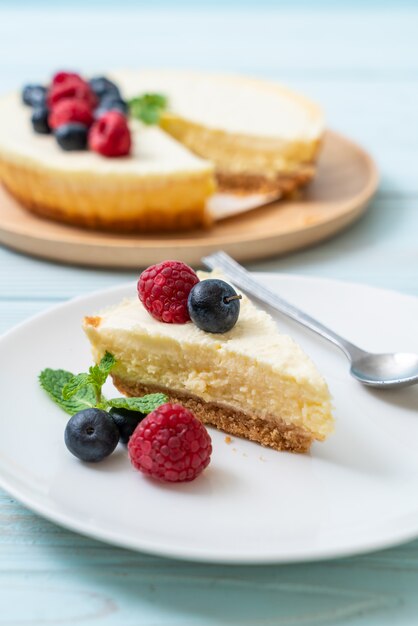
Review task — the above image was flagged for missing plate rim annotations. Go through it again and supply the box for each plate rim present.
[0,273,417,565]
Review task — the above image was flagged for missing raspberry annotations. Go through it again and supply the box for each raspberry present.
[88,111,131,157]
[51,71,83,86]
[138,260,199,324]
[48,78,97,109]
[49,98,94,130]
[128,403,212,482]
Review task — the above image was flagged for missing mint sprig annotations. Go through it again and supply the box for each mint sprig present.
[40,352,167,416]
[129,93,168,125]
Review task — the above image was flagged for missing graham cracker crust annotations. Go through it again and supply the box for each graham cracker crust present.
[112,375,313,453]
[216,166,315,195]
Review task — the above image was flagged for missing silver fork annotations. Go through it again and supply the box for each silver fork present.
[201,251,418,389]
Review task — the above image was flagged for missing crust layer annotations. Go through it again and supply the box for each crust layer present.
[216,166,315,195]
[0,158,213,232]
[112,375,314,453]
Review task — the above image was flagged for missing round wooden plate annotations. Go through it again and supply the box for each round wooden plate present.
[0,130,378,268]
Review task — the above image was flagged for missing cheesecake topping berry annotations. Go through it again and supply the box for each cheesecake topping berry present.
[22,84,47,107]
[23,70,167,156]
[138,260,200,324]
[89,110,131,157]
[49,98,94,130]
[188,278,241,333]
[128,403,212,482]
[51,71,83,86]
[31,105,51,134]
[55,123,88,151]
[23,71,130,154]
[138,262,242,332]
[95,94,128,118]
[48,77,97,109]
[89,76,121,101]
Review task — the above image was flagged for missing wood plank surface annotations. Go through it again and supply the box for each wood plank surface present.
[1,2,418,624]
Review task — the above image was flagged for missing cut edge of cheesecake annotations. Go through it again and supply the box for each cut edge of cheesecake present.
[117,68,324,195]
[160,111,319,195]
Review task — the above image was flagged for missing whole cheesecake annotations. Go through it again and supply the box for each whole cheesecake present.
[0,70,324,232]
[83,271,333,452]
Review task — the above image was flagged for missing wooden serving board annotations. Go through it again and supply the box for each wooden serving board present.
[0,131,378,268]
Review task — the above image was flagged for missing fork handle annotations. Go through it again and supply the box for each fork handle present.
[202,252,364,361]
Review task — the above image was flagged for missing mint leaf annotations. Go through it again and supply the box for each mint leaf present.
[98,351,116,376]
[129,93,168,125]
[144,93,167,108]
[140,106,161,125]
[62,352,117,406]
[39,369,96,415]
[108,393,168,414]
[62,373,90,400]
[88,365,107,390]
[88,351,117,390]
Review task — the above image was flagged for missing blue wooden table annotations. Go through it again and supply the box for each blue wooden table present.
[1,2,418,623]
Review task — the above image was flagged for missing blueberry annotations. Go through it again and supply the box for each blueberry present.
[64,408,120,462]
[22,84,46,107]
[55,123,88,151]
[31,105,51,134]
[188,279,241,333]
[89,76,121,100]
[94,95,128,119]
[109,407,145,444]
[101,94,128,113]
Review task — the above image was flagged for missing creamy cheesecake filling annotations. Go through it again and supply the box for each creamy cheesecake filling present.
[83,273,333,441]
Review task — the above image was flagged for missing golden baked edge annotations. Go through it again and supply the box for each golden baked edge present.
[0,156,215,232]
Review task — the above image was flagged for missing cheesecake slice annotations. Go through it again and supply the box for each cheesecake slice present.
[83,271,333,453]
[117,69,324,194]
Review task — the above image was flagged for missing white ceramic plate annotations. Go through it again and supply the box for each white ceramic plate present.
[0,274,417,564]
